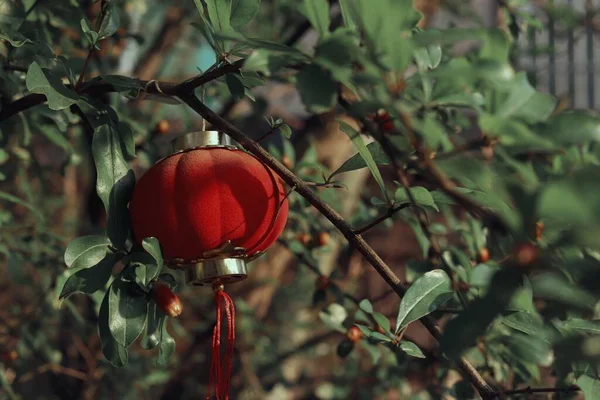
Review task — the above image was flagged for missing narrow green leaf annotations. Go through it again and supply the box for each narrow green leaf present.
[330,142,390,178]
[92,123,136,249]
[338,0,358,29]
[98,3,120,40]
[99,290,128,367]
[80,18,98,46]
[64,235,111,269]
[225,73,245,100]
[0,29,32,47]
[0,190,44,222]
[395,186,439,211]
[141,302,165,350]
[26,62,79,110]
[373,312,390,334]
[205,0,232,33]
[157,320,176,365]
[399,341,426,358]
[395,269,453,333]
[299,0,330,38]
[501,310,546,338]
[230,0,261,28]
[337,120,388,201]
[531,273,597,311]
[563,319,600,335]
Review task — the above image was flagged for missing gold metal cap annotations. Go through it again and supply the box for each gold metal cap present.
[184,258,247,286]
[171,130,232,152]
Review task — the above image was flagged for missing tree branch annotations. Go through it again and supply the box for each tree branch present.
[501,385,579,397]
[178,93,497,400]
[0,60,244,122]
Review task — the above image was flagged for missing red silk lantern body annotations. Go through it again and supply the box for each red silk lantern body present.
[129,147,288,262]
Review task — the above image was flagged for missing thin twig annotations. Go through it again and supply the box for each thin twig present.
[353,203,411,235]
[76,0,108,91]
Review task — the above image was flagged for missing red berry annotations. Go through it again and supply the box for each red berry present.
[346,326,363,343]
[315,275,330,290]
[512,242,539,267]
[152,282,183,317]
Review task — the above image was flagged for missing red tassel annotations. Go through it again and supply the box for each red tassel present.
[207,283,235,400]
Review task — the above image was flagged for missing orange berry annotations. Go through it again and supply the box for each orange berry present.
[1,351,17,362]
[296,233,311,246]
[152,282,182,317]
[478,247,490,263]
[282,155,293,169]
[346,326,363,343]
[535,221,544,241]
[316,232,330,247]
[481,146,494,161]
[155,120,170,134]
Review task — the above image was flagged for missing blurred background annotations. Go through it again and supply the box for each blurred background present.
[0,0,599,399]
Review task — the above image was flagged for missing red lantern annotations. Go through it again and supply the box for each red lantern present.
[129,131,289,399]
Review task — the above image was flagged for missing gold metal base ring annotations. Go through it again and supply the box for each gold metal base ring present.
[184,258,247,286]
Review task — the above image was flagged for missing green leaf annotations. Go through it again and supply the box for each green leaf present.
[230,0,260,28]
[398,341,426,358]
[225,73,245,100]
[395,269,453,333]
[500,333,552,366]
[157,319,176,365]
[440,268,523,359]
[319,303,348,333]
[338,0,358,29]
[243,49,300,75]
[279,124,292,139]
[354,324,372,338]
[330,141,390,178]
[563,319,600,335]
[358,299,374,314]
[531,273,597,311]
[26,62,79,111]
[64,235,111,269]
[60,254,117,300]
[296,65,337,113]
[395,187,439,212]
[0,29,32,47]
[0,191,44,222]
[80,18,98,46]
[299,0,330,38]
[98,2,121,40]
[205,0,232,33]
[369,332,391,343]
[99,290,128,367]
[337,120,388,201]
[92,123,136,249]
[100,75,143,98]
[141,302,164,350]
[578,374,600,400]
[540,110,600,145]
[373,312,390,334]
[142,238,164,270]
[108,278,148,347]
[501,310,545,338]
